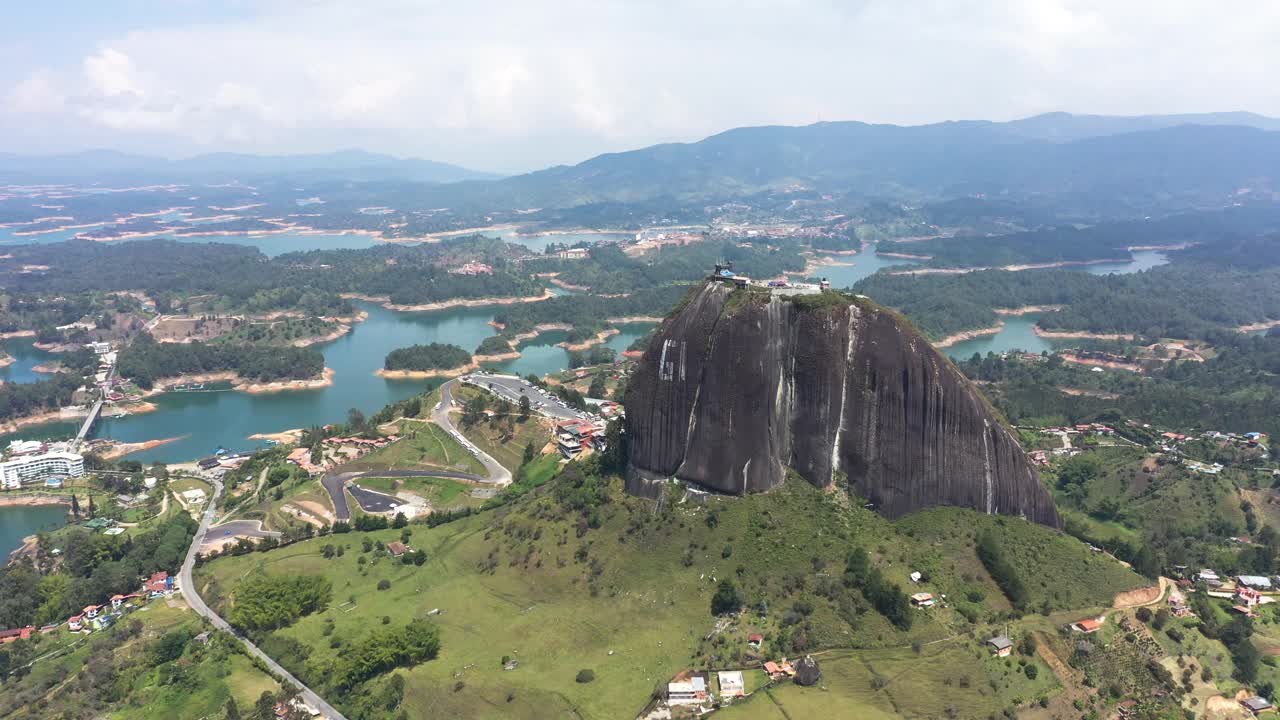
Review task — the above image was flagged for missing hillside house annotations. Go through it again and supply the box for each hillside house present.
[1071,618,1103,634]
[0,626,33,644]
[387,541,409,557]
[147,571,173,598]
[987,635,1013,657]
[1242,696,1274,716]
[1238,575,1273,590]
[82,605,101,620]
[910,592,935,608]
[67,615,84,632]
[667,675,708,706]
[1236,587,1264,608]
[718,670,745,698]
[747,633,763,649]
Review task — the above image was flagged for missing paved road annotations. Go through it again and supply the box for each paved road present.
[319,378,515,520]
[347,484,401,513]
[180,479,348,720]
[435,379,513,487]
[201,519,280,547]
[324,468,489,519]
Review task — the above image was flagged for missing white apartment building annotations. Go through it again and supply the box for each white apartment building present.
[1,451,86,490]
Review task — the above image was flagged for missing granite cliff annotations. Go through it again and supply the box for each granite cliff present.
[624,282,1060,527]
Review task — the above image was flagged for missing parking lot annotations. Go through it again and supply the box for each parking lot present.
[460,373,592,422]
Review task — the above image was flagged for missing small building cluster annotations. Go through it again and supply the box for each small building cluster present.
[555,418,607,458]
[448,262,494,276]
[68,572,172,633]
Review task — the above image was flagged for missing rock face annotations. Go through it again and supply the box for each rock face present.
[624,282,1060,527]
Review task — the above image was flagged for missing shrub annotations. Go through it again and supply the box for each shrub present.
[378,579,392,591]
[576,669,596,683]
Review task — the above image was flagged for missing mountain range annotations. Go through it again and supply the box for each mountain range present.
[4,112,1280,210]
[0,148,499,185]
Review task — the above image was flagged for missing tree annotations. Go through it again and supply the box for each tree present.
[519,394,531,420]
[588,374,607,399]
[522,442,536,466]
[575,669,596,683]
[225,697,241,720]
[347,407,366,430]
[711,580,744,616]
[254,691,275,720]
[87,495,96,518]
[70,493,81,518]
[392,512,408,529]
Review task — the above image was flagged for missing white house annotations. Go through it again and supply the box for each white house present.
[718,670,745,698]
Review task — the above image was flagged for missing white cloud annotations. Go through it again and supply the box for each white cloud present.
[9,69,64,113]
[2,0,1280,171]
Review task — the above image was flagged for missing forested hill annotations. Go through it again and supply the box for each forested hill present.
[400,119,1280,211]
[854,263,1280,342]
[878,205,1280,269]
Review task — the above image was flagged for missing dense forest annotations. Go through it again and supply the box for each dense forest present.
[878,205,1280,268]
[0,238,541,319]
[383,343,472,371]
[474,335,515,355]
[118,334,324,388]
[959,333,1280,438]
[0,373,84,423]
[523,240,805,293]
[855,262,1280,341]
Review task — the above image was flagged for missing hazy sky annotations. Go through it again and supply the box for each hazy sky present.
[3,0,1278,173]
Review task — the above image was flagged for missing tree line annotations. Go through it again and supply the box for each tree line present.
[118,334,324,388]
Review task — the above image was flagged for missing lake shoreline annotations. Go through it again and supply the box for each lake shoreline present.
[932,323,1005,348]
[376,362,479,379]
[339,289,555,313]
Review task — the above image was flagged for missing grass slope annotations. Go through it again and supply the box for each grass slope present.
[195,469,1141,720]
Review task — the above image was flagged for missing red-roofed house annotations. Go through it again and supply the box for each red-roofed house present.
[1236,587,1263,608]
[0,626,34,644]
[68,615,84,632]
[1072,618,1103,634]
[147,571,172,598]
[748,633,764,648]
[82,605,100,619]
[387,542,408,557]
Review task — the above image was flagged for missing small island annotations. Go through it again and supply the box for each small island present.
[377,343,477,378]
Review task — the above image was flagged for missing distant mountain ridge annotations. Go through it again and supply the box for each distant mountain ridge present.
[3,112,1279,209]
[411,111,1280,211]
[0,148,499,184]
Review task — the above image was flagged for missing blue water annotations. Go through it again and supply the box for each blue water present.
[942,315,1058,360]
[1083,250,1169,275]
[0,224,385,257]
[486,230,632,254]
[1,303,654,464]
[807,247,919,288]
[0,505,68,558]
[1,337,58,384]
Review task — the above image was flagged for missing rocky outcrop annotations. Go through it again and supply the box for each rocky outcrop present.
[625,282,1060,527]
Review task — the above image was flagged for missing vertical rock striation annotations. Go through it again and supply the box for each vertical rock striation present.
[625,282,1060,527]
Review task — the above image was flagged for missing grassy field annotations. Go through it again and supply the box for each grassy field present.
[195,470,1139,720]
[359,475,486,511]
[346,420,485,476]
[0,600,280,720]
[717,644,1057,720]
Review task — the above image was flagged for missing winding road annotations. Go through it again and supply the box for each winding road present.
[321,379,512,520]
[179,477,348,720]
